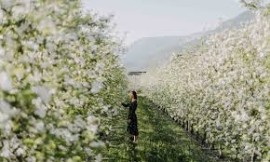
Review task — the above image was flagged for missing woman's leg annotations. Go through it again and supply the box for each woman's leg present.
[133,135,138,142]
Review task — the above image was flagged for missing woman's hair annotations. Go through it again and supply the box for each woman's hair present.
[131,90,137,100]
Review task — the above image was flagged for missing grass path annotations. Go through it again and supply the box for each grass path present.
[103,97,222,162]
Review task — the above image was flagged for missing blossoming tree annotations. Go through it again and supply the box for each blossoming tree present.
[0,0,127,161]
[137,3,270,162]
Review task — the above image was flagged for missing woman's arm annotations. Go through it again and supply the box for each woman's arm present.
[121,102,130,107]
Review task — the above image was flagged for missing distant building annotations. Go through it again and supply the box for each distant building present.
[128,71,146,76]
[127,71,146,91]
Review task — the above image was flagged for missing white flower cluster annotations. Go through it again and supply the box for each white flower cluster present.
[137,10,270,161]
[241,0,270,10]
[0,0,127,161]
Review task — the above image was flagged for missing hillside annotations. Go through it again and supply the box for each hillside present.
[122,11,254,72]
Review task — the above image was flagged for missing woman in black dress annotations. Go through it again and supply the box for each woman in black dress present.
[122,91,139,143]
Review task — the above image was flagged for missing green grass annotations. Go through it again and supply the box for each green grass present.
[103,97,223,162]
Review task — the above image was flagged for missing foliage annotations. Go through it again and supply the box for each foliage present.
[0,0,127,161]
[137,8,270,162]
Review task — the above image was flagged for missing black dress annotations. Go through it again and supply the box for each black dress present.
[122,100,139,136]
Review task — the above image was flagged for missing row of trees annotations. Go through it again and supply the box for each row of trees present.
[137,2,270,162]
[0,0,127,161]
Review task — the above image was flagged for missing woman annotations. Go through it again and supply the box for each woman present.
[121,91,139,143]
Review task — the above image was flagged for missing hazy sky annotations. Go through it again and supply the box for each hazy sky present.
[83,0,246,44]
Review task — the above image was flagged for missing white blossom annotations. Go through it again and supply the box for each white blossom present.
[32,86,51,104]
[34,121,45,132]
[0,71,12,91]
[91,81,104,94]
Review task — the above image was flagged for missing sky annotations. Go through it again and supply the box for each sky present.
[83,0,246,45]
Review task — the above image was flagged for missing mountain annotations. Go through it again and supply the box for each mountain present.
[121,35,198,71]
[122,11,254,72]
[214,11,254,32]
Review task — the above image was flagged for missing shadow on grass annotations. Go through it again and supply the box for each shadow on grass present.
[137,97,211,162]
